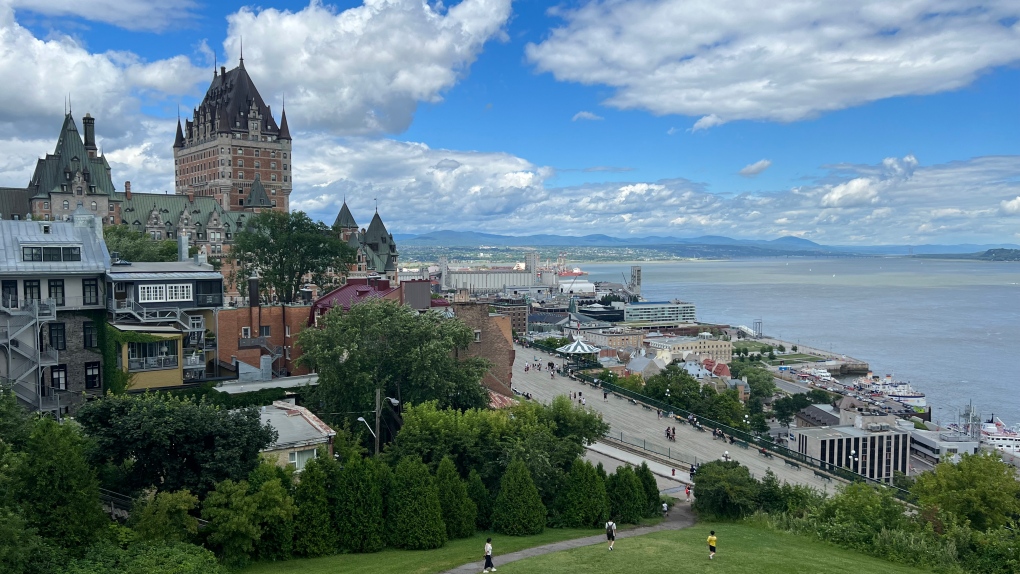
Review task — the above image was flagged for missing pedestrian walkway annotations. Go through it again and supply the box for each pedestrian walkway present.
[440,506,696,574]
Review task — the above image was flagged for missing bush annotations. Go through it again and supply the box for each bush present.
[691,461,760,519]
[558,459,608,528]
[435,457,477,539]
[466,470,493,530]
[292,456,337,557]
[334,456,386,553]
[492,459,546,536]
[388,457,446,550]
[634,463,660,518]
[131,490,199,544]
[201,478,294,567]
[605,466,645,524]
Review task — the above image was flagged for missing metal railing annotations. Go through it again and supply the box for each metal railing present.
[128,356,179,371]
[183,355,204,368]
[195,294,222,306]
[0,298,57,320]
[239,336,268,349]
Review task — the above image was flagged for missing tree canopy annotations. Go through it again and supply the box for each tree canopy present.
[911,452,1020,531]
[104,225,179,262]
[77,393,277,497]
[230,210,356,303]
[297,299,491,425]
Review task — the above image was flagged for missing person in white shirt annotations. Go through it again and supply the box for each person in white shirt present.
[483,537,496,572]
[662,501,669,517]
[606,519,617,550]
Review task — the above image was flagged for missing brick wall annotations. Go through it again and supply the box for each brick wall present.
[451,303,514,396]
[216,304,312,376]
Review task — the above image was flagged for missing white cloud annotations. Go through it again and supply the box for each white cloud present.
[526,1,1020,126]
[572,110,603,121]
[1001,196,1020,214]
[11,0,198,31]
[820,177,880,207]
[739,159,772,177]
[225,0,512,136]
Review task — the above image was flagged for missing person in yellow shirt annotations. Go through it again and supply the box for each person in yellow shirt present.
[707,530,717,559]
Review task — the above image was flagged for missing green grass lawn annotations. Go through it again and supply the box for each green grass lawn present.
[496,523,927,574]
[239,527,602,574]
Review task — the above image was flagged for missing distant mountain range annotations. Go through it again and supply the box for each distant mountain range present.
[392,230,1019,256]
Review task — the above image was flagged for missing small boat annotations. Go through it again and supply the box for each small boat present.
[852,372,927,408]
[980,417,1020,455]
[557,267,588,277]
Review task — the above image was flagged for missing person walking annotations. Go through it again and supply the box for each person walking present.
[581,396,586,406]
[604,391,608,402]
[483,537,496,572]
[685,484,692,502]
[707,530,717,560]
[606,519,617,550]
[662,501,669,518]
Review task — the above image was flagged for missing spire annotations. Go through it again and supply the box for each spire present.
[239,36,244,68]
[213,52,218,78]
[278,102,292,140]
[174,116,185,149]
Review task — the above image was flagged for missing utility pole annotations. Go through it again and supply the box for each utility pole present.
[374,387,381,456]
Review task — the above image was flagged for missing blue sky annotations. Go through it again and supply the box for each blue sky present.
[2,0,1020,244]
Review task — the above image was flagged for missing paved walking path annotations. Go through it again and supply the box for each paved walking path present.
[440,505,696,574]
[513,344,836,492]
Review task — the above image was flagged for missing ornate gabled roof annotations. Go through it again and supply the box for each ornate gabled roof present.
[192,61,281,137]
[114,192,243,236]
[246,174,272,208]
[361,212,398,274]
[27,114,116,199]
[333,202,357,229]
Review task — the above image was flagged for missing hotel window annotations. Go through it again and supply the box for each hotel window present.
[48,279,65,306]
[241,327,251,338]
[62,200,69,209]
[49,323,66,351]
[83,322,97,348]
[43,201,49,209]
[271,174,277,181]
[254,161,260,168]
[91,201,97,211]
[43,247,61,261]
[238,160,244,167]
[51,366,67,391]
[109,204,114,212]
[85,362,101,389]
[260,326,271,337]
[23,280,40,301]
[138,284,166,303]
[237,172,243,179]
[166,284,193,302]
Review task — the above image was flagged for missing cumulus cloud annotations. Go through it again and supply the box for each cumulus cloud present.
[11,0,198,31]
[738,159,772,177]
[526,1,1020,127]
[820,177,880,207]
[225,0,512,136]
[572,110,603,121]
[1002,196,1020,214]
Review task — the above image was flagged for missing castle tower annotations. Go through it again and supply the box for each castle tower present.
[173,58,292,213]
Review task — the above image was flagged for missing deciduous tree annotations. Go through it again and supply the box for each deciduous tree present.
[912,452,1020,532]
[691,460,761,519]
[131,490,199,543]
[104,225,179,262]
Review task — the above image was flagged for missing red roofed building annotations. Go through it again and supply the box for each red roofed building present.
[308,277,401,324]
[702,359,731,379]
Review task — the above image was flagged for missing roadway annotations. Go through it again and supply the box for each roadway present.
[513,345,839,492]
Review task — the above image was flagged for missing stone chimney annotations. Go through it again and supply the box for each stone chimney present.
[187,191,194,203]
[83,113,97,158]
[124,181,132,200]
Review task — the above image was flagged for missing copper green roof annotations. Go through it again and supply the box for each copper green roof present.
[115,192,246,235]
[333,202,357,229]
[27,114,116,200]
[246,174,271,208]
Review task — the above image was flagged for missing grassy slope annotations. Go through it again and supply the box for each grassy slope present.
[240,528,601,574]
[497,523,927,574]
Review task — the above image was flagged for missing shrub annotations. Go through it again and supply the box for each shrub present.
[388,456,446,550]
[292,456,337,557]
[558,459,608,528]
[634,463,660,518]
[691,460,760,519]
[466,469,493,530]
[131,490,199,544]
[492,459,546,536]
[605,466,645,524]
[435,457,477,539]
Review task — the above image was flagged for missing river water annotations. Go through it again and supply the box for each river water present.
[583,258,1020,425]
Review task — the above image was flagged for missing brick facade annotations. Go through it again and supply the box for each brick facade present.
[451,303,515,396]
[216,304,312,377]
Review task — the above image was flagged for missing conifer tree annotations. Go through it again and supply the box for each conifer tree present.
[492,459,546,536]
[635,462,661,517]
[595,461,608,480]
[435,457,477,539]
[388,456,447,550]
[606,466,645,524]
[559,459,609,528]
[334,456,386,553]
[467,469,494,530]
[292,456,337,556]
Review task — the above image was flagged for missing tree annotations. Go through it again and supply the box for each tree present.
[0,390,31,451]
[777,344,786,352]
[492,459,546,536]
[292,456,337,557]
[558,459,608,528]
[435,457,477,539]
[691,460,760,519]
[298,299,490,427]
[792,345,798,352]
[388,457,447,550]
[750,413,770,434]
[249,478,295,562]
[771,394,813,427]
[605,466,645,524]
[912,452,1020,531]
[466,469,493,530]
[0,508,64,574]
[230,210,356,303]
[812,482,904,549]
[634,462,661,518]
[615,374,645,393]
[77,393,277,497]
[104,225,178,262]
[131,490,199,543]
[201,478,293,567]
[14,418,107,551]
[333,456,386,553]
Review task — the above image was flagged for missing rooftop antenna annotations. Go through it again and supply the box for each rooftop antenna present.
[68,93,72,115]
[214,52,218,77]
[374,197,378,213]
[239,36,243,64]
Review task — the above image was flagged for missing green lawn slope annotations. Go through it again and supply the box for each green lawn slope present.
[497,523,928,574]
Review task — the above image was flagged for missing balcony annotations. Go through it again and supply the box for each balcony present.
[128,356,179,371]
[239,336,269,349]
[38,348,59,366]
[195,294,222,307]
[0,298,57,320]
[183,354,205,369]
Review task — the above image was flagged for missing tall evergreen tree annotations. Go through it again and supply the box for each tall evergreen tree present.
[634,462,661,518]
[292,457,337,557]
[14,418,107,551]
[334,456,386,553]
[559,459,609,528]
[492,459,546,536]
[595,461,608,481]
[466,469,493,530]
[388,456,446,550]
[606,466,645,524]
[435,457,477,539]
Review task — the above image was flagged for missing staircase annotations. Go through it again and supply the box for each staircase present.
[108,300,204,334]
[0,298,58,410]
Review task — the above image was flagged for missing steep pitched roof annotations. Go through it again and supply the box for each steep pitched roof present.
[193,61,280,137]
[362,212,398,273]
[333,202,357,229]
[278,108,291,140]
[173,118,185,148]
[115,192,244,236]
[0,187,30,220]
[27,114,116,199]
[246,174,271,208]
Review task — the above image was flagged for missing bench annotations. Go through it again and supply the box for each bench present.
[812,470,832,482]
[735,440,750,449]
[694,425,706,432]
[784,459,801,470]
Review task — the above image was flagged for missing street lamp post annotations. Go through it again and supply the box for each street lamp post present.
[356,417,377,443]
[847,450,859,474]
